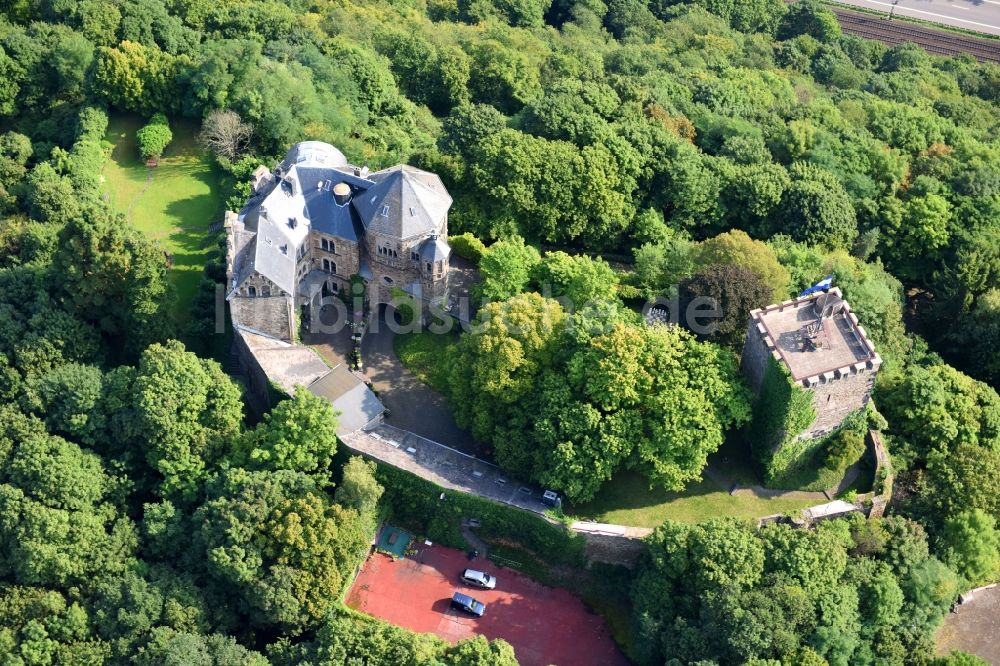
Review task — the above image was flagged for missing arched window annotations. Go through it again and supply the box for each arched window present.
[261,285,271,297]
[323,258,336,274]
[248,286,257,297]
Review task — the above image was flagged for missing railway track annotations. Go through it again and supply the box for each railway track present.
[826,5,1000,62]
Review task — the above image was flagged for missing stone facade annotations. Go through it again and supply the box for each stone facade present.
[310,234,360,295]
[800,368,876,439]
[365,232,449,306]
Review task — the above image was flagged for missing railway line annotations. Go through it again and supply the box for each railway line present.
[825,4,1000,62]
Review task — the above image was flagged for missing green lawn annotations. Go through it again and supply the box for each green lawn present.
[568,470,819,527]
[101,114,224,326]
[393,330,458,393]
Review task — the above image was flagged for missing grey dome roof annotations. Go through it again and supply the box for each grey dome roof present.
[280,142,349,170]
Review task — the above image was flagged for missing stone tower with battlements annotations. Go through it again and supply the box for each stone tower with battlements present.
[742,287,882,441]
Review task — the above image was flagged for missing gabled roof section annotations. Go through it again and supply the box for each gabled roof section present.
[353,165,452,240]
[307,364,386,435]
[233,173,311,296]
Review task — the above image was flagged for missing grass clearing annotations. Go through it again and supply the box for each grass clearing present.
[101,113,224,327]
[570,437,818,526]
[393,329,459,393]
[568,470,819,527]
[769,453,854,492]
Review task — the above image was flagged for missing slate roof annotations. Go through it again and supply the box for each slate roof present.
[296,169,366,243]
[353,165,452,240]
[228,142,452,299]
[419,236,451,262]
[308,364,386,435]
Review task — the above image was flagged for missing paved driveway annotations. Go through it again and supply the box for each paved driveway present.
[301,302,355,368]
[346,546,629,666]
[362,307,482,455]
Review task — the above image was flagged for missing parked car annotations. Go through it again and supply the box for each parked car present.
[450,592,486,617]
[461,568,497,590]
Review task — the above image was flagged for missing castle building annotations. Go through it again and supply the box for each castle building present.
[742,287,882,440]
[221,141,456,434]
[224,141,453,341]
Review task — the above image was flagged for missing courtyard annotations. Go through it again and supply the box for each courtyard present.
[346,544,628,666]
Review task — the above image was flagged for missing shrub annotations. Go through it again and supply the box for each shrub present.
[448,232,486,263]
[136,113,172,160]
[822,427,866,473]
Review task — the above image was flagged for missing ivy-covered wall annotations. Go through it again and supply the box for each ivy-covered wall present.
[751,356,817,481]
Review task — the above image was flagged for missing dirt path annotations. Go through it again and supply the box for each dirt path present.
[123,168,155,223]
[705,464,831,502]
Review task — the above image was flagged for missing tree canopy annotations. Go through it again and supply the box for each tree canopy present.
[446,294,750,501]
[0,0,997,662]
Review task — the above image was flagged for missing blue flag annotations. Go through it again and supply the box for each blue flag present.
[799,274,833,298]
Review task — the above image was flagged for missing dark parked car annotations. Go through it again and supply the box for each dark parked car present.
[461,568,497,589]
[450,592,486,617]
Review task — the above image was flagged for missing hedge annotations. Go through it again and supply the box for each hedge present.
[374,463,586,567]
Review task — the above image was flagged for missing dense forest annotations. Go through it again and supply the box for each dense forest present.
[1,0,999,663]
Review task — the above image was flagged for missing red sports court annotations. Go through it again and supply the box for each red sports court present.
[346,543,629,666]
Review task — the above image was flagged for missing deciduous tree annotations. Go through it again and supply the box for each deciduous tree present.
[198,109,253,161]
[195,468,368,630]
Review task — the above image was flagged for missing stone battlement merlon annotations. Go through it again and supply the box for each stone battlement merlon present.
[746,288,880,384]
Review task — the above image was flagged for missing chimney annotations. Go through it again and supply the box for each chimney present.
[333,182,352,206]
[251,165,271,193]
[224,211,241,285]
